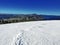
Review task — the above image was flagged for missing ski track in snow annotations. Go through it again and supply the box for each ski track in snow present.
[0,20,60,45]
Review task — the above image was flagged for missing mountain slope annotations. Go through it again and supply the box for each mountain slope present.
[0,20,60,45]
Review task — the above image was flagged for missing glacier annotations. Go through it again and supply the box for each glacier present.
[0,20,60,45]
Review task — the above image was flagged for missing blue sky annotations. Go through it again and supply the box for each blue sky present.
[0,0,60,15]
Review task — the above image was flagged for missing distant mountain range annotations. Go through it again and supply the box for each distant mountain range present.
[0,14,60,20]
[0,14,60,24]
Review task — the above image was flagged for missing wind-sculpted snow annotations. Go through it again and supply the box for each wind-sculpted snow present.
[0,20,60,45]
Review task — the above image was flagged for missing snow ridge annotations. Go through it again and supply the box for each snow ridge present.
[0,21,60,45]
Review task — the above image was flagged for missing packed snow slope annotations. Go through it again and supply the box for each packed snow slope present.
[0,20,60,45]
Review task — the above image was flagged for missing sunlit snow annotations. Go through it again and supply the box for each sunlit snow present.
[0,20,60,45]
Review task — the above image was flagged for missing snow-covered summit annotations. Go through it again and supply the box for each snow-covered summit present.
[0,20,60,45]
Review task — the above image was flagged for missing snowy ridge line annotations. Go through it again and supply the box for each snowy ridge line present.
[0,20,59,26]
[0,20,59,25]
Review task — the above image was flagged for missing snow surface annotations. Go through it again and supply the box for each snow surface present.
[0,20,60,45]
